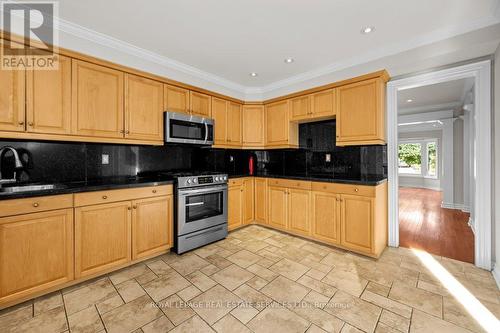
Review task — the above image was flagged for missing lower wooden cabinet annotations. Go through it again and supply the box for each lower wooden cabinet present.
[228,177,255,230]
[75,201,132,278]
[311,191,340,245]
[242,178,254,224]
[340,194,374,253]
[132,196,173,259]
[254,178,267,223]
[0,209,74,304]
[288,188,310,236]
[268,186,288,230]
[228,183,243,231]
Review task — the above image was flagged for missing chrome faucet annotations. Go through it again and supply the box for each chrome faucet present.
[0,146,23,184]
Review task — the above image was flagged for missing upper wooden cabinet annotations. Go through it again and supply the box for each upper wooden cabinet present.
[190,91,211,117]
[242,105,265,148]
[0,50,25,132]
[265,100,298,148]
[336,78,385,145]
[211,97,228,146]
[0,209,73,305]
[164,84,190,114]
[132,195,172,259]
[125,74,164,141]
[289,89,335,122]
[227,102,242,146]
[72,60,124,138]
[26,55,72,135]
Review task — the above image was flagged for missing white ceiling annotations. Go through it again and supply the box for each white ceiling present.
[7,0,500,100]
[398,78,474,115]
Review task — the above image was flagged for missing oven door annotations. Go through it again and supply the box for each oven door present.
[177,184,227,236]
[165,112,214,145]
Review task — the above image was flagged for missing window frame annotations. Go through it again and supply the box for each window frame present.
[398,139,439,179]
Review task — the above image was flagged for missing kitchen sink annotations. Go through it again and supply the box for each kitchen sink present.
[0,184,68,193]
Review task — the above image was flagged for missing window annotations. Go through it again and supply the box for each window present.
[398,140,438,178]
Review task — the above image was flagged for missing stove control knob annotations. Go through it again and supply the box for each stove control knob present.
[186,179,192,184]
[215,176,219,181]
[193,178,197,183]
[223,176,227,181]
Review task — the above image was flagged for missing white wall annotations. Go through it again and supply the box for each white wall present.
[454,118,465,205]
[494,44,500,279]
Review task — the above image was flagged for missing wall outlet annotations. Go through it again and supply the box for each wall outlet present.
[325,153,331,162]
[229,155,234,162]
[102,154,109,165]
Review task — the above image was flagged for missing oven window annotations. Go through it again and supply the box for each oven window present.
[170,120,205,140]
[185,191,223,222]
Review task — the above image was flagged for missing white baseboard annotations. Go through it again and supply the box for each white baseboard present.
[468,217,475,234]
[399,184,442,191]
[441,202,470,212]
[492,263,500,289]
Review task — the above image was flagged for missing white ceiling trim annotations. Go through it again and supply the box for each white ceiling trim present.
[398,102,464,115]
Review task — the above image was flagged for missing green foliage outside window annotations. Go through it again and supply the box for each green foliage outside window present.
[398,143,421,167]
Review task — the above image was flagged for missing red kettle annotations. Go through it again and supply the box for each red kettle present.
[249,155,255,175]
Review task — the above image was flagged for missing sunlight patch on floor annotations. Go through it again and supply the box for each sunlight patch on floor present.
[412,248,500,332]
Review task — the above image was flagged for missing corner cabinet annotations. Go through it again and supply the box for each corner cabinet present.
[336,78,385,146]
[265,100,298,148]
[228,178,254,230]
[254,178,268,223]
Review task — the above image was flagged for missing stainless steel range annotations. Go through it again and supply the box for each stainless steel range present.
[163,172,228,254]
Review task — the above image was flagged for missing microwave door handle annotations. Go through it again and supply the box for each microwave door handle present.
[204,123,208,143]
[185,202,205,207]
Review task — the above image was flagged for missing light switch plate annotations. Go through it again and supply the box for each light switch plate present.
[102,154,109,165]
[325,153,331,162]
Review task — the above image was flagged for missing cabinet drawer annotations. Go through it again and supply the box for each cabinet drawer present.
[228,178,244,187]
[311,182,375,197]
[74,185,172,207]
[0,194,73,217]
[267,178,311,190]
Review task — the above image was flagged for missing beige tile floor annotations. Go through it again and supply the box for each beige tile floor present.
[1,225,499,333]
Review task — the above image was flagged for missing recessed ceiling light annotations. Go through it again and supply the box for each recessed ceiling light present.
[406,99,413,103]
[284,58,294,63]
[249,72,258,77]
[361,26,375,34]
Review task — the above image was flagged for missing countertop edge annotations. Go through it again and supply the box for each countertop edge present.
[227,174,388,186]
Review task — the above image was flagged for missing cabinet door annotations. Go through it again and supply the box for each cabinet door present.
[211,97,227,145]
[311,89,335,118]
[228,185,242,231]
[125,74,164,141]
[0,42,25,132]
[190,91,211,117]
[336,79,384,145]
[132,196,172,259]
[72,60,124,138]
[164,84,190,114]
[242,178,254,224]
[242,105,265,148]
[340,194,373,254]
[288,188,310,236]
[266,100,290,146]
[75,201,131,278]
[0,209,73,304]
[254,178,267,224]
[268,186,288,230]
[227,102,242,146]
[311,191,340,245]
[289,95,310,121]
[26,55,71,134]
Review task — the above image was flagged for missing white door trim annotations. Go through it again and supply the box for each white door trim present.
[387,60,492,270]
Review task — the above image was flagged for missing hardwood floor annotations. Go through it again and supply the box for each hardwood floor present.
[399,187,474,263]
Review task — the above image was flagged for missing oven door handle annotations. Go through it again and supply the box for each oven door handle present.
[185,202,205,207]
[204,122,208,144]
[179,185,227,196]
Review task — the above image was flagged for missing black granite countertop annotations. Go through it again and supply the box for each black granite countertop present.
[0,176,175,200]
[228,173,387,186]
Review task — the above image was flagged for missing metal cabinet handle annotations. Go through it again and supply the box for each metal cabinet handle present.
[102,195,108,199]
[354,188,359,192]
[32,202,39,207]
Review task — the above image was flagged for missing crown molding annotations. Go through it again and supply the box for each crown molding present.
[398,102,463,115]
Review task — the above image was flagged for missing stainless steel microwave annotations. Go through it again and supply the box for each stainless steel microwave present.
[164,112,214,145]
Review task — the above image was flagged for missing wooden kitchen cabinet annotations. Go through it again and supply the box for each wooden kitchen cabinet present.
[227,102,242,146]
[242,178,254,224]
[267,186,288,230]
[311,191,340,245]
[311,89,336,119]
[336,78,385,145]
[212,97,228,146]
[228,183,243,231]
[242,105,265,148]
[164,84,190,114]
[0,209,73,305]
[190,91,211,117]
[340,194,373,254]
[74,201,132,278]
[26,54,72,135]
[266,100,298,148]
[289,95,311,121]
[72,60,124,138]
[287,188,310,236]
[132,195,172,259]
[125,74,164,141]
[254,178,267,224]
[0,42,25,132]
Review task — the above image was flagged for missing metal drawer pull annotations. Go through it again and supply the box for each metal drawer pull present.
[186,226,223,239]
[32,202,39,207]
[186,202,204,207]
